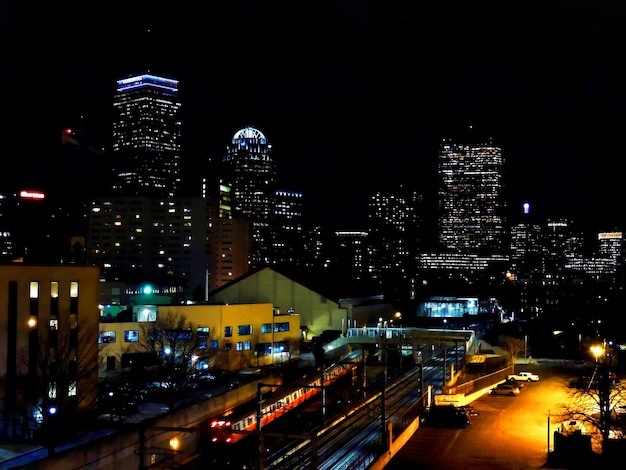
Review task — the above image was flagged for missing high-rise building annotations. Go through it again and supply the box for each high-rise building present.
[437,136,506,254]
[221,126,277,266]
[87,196,209,301]
[206,185,252,292]
[419,135,508,277]
[509,202,544,278]
[544,218,583,274]
[334,230,369,281]
[273,190,305,267]
[0,190,79,264]
[111,74,182,198]
[597,231,624,264]
[367,186,422,300]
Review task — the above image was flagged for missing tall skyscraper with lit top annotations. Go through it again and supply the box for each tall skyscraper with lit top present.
[221,126,277,266]
[111,74,182,197]
[438,136,506,255]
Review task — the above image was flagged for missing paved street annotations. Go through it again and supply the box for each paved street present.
[384,362,603,469]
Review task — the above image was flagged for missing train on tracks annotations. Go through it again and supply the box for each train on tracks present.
[208,348,363,443]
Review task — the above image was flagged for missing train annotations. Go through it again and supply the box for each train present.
[208,348,363,443]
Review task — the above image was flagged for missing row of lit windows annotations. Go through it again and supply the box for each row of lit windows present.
[100,321,290,343]
[29,281,79,299]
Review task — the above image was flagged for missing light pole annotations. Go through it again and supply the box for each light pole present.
[590,341,611,443]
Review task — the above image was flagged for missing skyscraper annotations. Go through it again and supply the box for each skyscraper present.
[273,190,304,267]
[368,186,422,300]
[111,74,182,198]
[437,136,506,255]
[87,196,209,301]
[221,126,277,266]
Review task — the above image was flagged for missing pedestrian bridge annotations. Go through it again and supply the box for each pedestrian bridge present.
[343,326,478,354]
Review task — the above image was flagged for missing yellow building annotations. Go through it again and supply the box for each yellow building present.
[98,303,301,378]
[0,264,100,433]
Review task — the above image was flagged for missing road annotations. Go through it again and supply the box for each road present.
[384,362,601,470]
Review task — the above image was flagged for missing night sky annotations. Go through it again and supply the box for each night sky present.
[2,2,626,238]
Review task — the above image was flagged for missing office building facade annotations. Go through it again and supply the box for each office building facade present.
[437,137,506,254]
[273,190,305,267]
[367,186,422,299]
[0,264,100,437]
[221,126,277,267]
[111,74,182,198]
[87,196,209,301]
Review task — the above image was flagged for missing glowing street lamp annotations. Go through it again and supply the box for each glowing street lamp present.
[590,341,611,442]
[590,344,604,362]
[169,436,181,451]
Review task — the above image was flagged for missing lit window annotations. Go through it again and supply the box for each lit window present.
[99,331,116,343]
[238,325,253,336]
[50,282,59,299]
[124,330,139,342]
[70,282,78,298]
[30,282,39,299]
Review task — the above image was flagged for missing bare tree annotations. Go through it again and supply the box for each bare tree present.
[557,376,626,449]
[17,323,98,454]
[499,336,527,368]
[136,311,214,409]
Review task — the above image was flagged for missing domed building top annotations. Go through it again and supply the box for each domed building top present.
[232,126,266,143]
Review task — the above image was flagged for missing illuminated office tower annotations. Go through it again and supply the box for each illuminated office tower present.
[597,231,624,265]
[273,190,305,267]
[544,218,583,274]
[221,126,277,267]
[509,202,544,278]
[111,74,182,197]
[438,136,506,254]
[368,186,422,299]
[205,180,253,292]
[87,196,210,301]
[335,230,369,282]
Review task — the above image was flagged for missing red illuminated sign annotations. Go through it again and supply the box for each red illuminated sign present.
[19,190,46,200]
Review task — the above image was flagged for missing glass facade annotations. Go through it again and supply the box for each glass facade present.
[111,74,182,198]
[221,126,277,266]
[438,137,506,254]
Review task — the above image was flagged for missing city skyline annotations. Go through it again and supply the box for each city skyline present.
[2,2,626,235]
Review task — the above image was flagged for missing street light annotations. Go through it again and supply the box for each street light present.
[169,436,181,451]
[590,341,611,443]
[590,344,604,362]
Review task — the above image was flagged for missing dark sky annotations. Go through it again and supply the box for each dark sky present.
[2,2,626,237]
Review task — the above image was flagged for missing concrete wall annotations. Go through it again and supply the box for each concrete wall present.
[16,374,282,470]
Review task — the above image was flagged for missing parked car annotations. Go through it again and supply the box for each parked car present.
[505,377,525,389]
[507,371,539,382]
[568,376,597,389]
[490,383,520,396]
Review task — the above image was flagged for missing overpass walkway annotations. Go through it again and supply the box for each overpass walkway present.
[329,326,478,357]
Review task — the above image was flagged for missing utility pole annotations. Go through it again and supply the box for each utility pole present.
[591,341,613,443]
